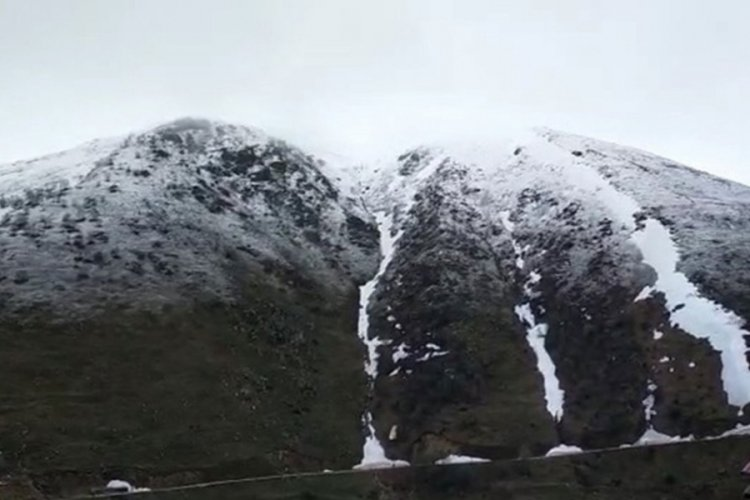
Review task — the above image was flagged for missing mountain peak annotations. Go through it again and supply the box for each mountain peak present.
[149,116,266,139]
[153,116,215,133]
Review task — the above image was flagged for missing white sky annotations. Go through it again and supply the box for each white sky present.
[1,0,749,185]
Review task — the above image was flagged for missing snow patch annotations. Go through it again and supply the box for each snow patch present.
[712,423,750,438]
[105,480,150,493]
[514,303,564,420]
[634,286,655,303]
[388,425,398,441]
[357,212,403,379]
[415,349,449,362]
[549,138,750,410]
[353,413,410,470]
[512,266,565,420]
[628,379,697,447]
[631,219,750,409]
[634,428,694,446]
[643,380,658,423]
[501,211,565,420]
[435,454,491,465]
[545,444,583,457]
[0,137,124,195]
[537,134,750,410]
[392,343,410,363]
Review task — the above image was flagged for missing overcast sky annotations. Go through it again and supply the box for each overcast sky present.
[1,0,748,185]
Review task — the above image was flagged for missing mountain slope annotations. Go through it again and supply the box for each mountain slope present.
[1,120,749,488]
[0,118,377,313]
[0,118,379,475]
[357,128,750,462]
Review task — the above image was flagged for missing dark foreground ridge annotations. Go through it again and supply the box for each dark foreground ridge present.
[3,435,749,499]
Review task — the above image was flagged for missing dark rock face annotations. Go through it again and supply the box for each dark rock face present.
[368,163,556,462]
[509,190,650,447]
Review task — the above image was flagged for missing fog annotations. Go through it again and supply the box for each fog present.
[1,0,748,184]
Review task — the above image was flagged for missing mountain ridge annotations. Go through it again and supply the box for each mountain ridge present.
[350,126,750,461]
[0,117,749,488]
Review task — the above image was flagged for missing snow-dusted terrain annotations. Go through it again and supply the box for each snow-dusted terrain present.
[0,118,377,316]
[352,126,750,460]
[1,118,749,472]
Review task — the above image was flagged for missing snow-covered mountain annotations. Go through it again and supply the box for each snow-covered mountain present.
[0,118,377,315]
[357,128,750,463]
[1,118,749,479]
[0,118,378,474]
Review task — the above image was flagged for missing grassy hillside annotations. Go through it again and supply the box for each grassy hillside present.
[0,275,368,485]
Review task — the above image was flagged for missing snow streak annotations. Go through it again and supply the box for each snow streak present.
[354,212,411,469]
[357,213,401,380]
[631,219,750,410]
[435,454,490,465]
[501,211,565,421]
[544,133,750,411]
